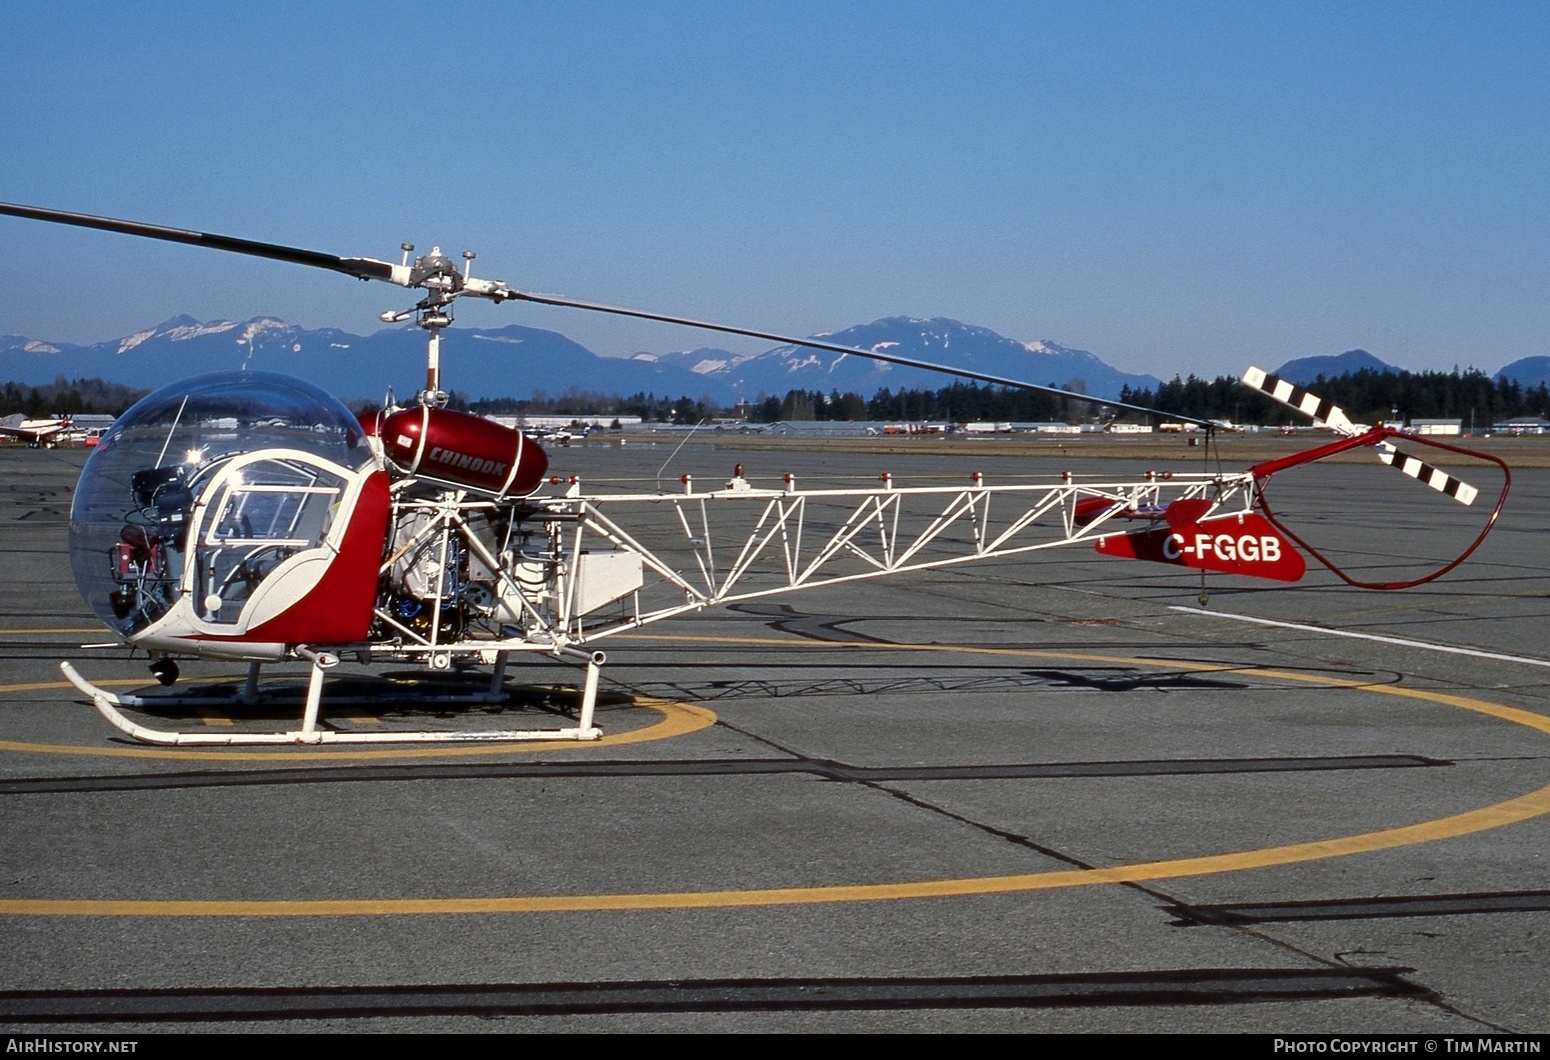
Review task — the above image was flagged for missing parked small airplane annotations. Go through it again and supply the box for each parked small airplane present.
[0,414,75,448]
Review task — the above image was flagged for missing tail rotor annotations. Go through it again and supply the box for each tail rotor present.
[1241,367,1481,506]
[1238,367,1508,588]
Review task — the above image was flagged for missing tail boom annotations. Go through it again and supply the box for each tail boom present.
[1094,499,1306,582]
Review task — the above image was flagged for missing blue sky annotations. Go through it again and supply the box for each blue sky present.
[2,1,1546,378]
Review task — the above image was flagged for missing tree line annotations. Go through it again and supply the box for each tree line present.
[1120,368,1550,426]
[0,377,148,416]
[745,383,1091,423]
[745,369,1550,427]
[463,382,1090,424]
[14,366,1546,428]
[464,390,717,425]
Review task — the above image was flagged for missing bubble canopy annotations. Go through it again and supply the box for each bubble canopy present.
[71,372,375,635]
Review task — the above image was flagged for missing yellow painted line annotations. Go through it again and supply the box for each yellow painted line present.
[0,682,715,761]
[0,678,143,694]
[6,781,1549,918]
[196,711,236,727]
[619,634,1550,736]
[0,629,105,635]
[621,632,1253,668]
[1,637,1547,916]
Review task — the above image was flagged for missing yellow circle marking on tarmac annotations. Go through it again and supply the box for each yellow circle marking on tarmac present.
[2,634,1547,916]
[0,679,715,761]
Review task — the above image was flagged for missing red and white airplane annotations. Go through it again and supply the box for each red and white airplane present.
[0,201,1512,748]
[0,414,74,447]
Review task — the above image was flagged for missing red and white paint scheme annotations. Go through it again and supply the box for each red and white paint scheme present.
[0,201,1510,747]
[1093,498,1305,582]
[364,404,548,498]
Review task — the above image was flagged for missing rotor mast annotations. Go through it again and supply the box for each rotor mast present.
[380,244,481,407]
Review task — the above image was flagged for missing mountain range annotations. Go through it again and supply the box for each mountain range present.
[1274,348,1550,391]
[3,317,1541,406]
[0,315,1161,405]
[1495,356,1550,390]
[1271,350,1395,384]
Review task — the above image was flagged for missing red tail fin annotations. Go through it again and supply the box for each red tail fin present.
[1094,501,1305,582]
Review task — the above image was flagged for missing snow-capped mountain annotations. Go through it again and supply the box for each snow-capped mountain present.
[2,314,1161,405]
[684,317,1160,402]
[0,316,724,403]
[3,315,364,392]
[629,347,743,377]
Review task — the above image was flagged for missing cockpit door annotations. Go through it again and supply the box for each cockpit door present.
[181,450,389,642]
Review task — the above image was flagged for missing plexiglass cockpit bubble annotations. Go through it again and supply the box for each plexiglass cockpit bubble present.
[70,372,375,635]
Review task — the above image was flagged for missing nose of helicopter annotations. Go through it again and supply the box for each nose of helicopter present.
[69,371,376,635]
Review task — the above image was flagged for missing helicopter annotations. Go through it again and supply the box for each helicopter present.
[0,201,1512,747]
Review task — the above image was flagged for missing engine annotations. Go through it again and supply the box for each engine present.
[375,504,566,645]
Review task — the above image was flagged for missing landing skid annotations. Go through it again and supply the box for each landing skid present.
[59,652,605,746]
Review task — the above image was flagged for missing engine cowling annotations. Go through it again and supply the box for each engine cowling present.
[367,406,549,497]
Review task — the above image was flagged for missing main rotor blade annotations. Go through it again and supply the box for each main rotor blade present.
[0,201,395,283]
[505,290,1212,427]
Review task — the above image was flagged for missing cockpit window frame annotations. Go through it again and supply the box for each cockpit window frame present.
[181,449,360,630]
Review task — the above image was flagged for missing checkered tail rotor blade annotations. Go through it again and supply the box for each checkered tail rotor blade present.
[1374,442,1479,506]
[1241,367,1479,506]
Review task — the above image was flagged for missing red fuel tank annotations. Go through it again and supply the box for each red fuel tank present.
[373,407,549,497]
